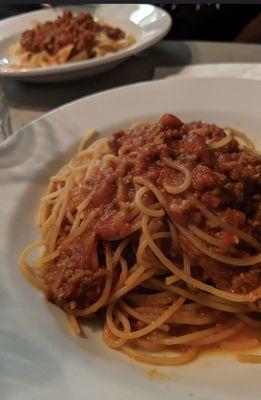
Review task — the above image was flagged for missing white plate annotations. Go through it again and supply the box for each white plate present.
[0,78,260,400]
[0,4,171,82]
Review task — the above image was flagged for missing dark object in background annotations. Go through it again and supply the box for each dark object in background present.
[1,4,261,44]
[163,4,261,43]
[0,4,41,19]
[235,13,261,43]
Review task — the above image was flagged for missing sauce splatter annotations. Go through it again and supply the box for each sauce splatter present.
[148,367,170,381]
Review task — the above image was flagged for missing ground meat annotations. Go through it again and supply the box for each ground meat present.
[83,172,117,207]
[179,132,211,165]
[44,236,106,308]
[44,114,261,308]
[232,269,261,294]
[201,189,223,209]
[221,208,246,228]
[100,25,125,40]
[218,231,239,247]
[20,10,125,57]
[191,166,216,191]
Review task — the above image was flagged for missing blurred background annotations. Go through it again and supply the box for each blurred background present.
[3,3,261,135]
[1,4,261,43]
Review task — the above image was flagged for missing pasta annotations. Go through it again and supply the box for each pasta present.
[10,10,135,69]
[20,114,261,365]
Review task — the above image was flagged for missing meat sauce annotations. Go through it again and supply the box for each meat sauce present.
[21,10,125,58]
[44,114,261,309]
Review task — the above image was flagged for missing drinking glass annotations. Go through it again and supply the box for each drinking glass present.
[0,74,12,141]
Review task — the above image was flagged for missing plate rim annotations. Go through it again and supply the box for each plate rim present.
[1,75,260,145]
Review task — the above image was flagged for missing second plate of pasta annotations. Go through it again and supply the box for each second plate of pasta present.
[0,4,171,82]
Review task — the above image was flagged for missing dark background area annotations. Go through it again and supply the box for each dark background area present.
[164,4,261,42]
[1,4,261,43]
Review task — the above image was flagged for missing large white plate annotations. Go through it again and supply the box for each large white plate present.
[0,78,261,400]
[0,4,171,82]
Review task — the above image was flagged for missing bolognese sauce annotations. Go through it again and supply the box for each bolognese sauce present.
[20,10,125,58]
[21,114,261,366]
[43,114,261,308]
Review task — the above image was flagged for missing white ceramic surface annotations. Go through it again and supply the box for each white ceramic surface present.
[155,63,261,80]
[0,78,260,400]
[0,4,171,82]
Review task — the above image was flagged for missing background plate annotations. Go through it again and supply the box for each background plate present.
[0,4,171,82]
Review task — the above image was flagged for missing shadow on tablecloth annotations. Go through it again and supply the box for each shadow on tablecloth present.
[3,57,155,111]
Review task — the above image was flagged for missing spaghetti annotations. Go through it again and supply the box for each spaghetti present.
[10,10,135,69]
[20,114,261,365]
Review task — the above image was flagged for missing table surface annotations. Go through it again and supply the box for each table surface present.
[4,40,261,132]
